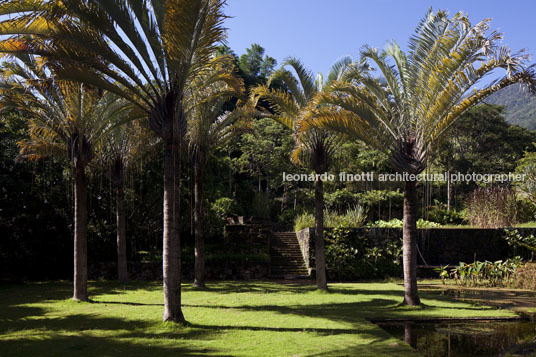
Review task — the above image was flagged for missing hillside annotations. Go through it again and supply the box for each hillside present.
[484,83,536,130]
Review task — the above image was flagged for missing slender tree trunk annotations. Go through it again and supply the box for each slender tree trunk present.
[447,170,451,211]
[193,160,205,288]
[73,160,88,301]
[402,180,420,305]
[162,140,185,322]
[115,163,128,283]
[315,178,328,290]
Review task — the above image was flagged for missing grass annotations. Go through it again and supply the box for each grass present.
[0,280,518,356]
[514,221,536,228]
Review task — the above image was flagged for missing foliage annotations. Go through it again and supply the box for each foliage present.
[466,187,519,228]
[294,206,368,231]
[205,197,240,237]
[515,148,536,208]
[442,258,523,287]
[427,204,466,225]
[366,218,441,228]
[238,43,277,84]
[503,229,536,253]
[324,228,403,279]
[510,262,536,290]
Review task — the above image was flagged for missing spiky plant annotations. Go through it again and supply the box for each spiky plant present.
[0,53,120,301]
[251,57,366,290]
[184,56,251,288]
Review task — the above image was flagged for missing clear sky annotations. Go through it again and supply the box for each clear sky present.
[224,0,536,77]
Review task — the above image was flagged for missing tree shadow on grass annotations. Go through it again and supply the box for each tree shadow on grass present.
[0,308,227,356]
[0,333,227,357]
[183,280,318,294]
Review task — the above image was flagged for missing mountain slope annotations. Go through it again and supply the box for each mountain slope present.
[484,83,536,130]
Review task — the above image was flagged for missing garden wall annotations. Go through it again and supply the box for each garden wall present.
[89,222,272,281]
[297,227,535,269]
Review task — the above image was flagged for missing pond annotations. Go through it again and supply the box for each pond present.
[375,319,536,356]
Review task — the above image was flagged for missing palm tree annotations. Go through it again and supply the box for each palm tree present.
[0,0,229,322]
[251,57,362,290]
[97,110,151,283]
[184,58,248,287]
[305,9,536,304]
[0,55,116,301]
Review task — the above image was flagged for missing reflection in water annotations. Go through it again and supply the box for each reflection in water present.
[377,320,536,357]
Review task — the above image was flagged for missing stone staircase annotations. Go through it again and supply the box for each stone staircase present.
[270,232,309,278]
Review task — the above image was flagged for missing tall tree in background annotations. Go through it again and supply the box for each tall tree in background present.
[239,43,277,86]
[252,57,363,290]
[0,0,229,322]
[307,9,536,304]
[0,55,117,301]
[97,111,151,283]
[185,57,248,287]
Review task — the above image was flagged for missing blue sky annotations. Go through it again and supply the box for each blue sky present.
[225,1,536,77]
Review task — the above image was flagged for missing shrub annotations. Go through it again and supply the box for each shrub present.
[294,212,315,232]
[428,204,466,225]
[503,229,536,260]
[511,263,536,290]
[440,257,523,287]
[325,228,403,280]
[366,218,441,228]
[206,197,240,237]
[466,186,518,228]
[294,205,368,231]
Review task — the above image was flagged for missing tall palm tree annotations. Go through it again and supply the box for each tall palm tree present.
[185,59,251,287]
[0,0,229,322]
[0,54,117,301]
[304,9,536,304]
[97,110,151,283]
[251,57,361,290]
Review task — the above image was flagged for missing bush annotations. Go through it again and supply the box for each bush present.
[206,197,240,237]
[511,263,536,290]
[366,218,441,228]
[325,228,402,280]
[294,206,368,231]
[294,212,315,232]
[438,257,523,287]
[466,186,518,228]
[428,205,466,225]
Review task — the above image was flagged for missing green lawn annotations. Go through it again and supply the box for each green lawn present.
[0,280,518,356]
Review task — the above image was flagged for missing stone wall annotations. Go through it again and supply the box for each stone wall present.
[296,227,535,268]
[296,228,314,269]
[90,222,273,281]
[89,260,269,281]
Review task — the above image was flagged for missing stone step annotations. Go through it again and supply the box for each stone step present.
[271,267,308,273]
[271,260,305,265]
[269,231,307,279]
[271,247,301,251]
[271,245,301,250]
[270,270,308,276]
[271,256,304,260]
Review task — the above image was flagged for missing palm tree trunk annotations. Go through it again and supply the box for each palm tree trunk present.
[115,164,128,283]
[315,178,328,290]
[193,160,205,288]
[447,170,451,211]
[162,140,185,322]
[73,160,88,301]
[402,180,420,305]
